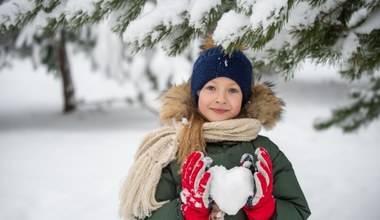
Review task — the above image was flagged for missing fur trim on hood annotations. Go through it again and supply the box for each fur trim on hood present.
[159,80,285,130]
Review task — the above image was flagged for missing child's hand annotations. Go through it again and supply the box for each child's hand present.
[240,148,275,220]
[180,151,213,220]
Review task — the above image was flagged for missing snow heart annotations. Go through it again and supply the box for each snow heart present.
[208,165,254,215]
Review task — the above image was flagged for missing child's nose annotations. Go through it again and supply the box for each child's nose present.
[215,92,227,104]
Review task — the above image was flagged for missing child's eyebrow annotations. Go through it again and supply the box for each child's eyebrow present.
[225,82,240,87]
[208,80,238,86]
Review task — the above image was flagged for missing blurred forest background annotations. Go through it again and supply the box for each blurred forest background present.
[1,0,379,132]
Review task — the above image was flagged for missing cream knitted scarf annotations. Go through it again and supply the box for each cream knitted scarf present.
[119,118,261,220]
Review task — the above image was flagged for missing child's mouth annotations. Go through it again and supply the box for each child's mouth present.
[211,108,228,114]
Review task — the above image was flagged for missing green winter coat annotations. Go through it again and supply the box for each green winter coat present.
[144,135,311,220]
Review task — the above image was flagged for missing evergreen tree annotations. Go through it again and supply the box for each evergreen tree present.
[0,0,191,113]
[1,0,379,131]
[0,26,86,113]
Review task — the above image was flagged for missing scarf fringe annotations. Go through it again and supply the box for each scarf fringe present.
[119,126,178,219]
[119,156,167,219]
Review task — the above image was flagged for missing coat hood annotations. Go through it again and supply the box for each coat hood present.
[159,80,285,130]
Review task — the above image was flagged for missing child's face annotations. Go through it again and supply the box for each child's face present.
[198,77,243,122]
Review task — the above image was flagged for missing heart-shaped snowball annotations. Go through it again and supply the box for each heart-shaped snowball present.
[208,165,254,215]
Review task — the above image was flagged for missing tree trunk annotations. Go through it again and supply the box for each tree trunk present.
[57,29,76,113]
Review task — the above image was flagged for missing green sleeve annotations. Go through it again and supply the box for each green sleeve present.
[254,136,311,220]
[144,163,184,220]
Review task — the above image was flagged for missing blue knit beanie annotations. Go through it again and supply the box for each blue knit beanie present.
[191,47,253,106]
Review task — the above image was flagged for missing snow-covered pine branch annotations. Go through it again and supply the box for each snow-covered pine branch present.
[122,1,190,55]
[2,0,379,78]
[257,0,380,77]
[314,76,380,132]
[0,0,38,33]
[116,0,380,77]
[0,0,126,33]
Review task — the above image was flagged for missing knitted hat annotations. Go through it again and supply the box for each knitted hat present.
[191,47,253,106]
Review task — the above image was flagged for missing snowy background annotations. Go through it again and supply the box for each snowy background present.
[1,52,380,220]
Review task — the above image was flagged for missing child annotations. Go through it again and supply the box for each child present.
[119,41,311,220]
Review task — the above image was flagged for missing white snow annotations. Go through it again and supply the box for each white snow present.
[236,0,255,14]
[348,8,368,28]
[249,0,287,30]
[123,0,188,46]
[149,48,192,89]
[209,166,253,215]
[342,32,360,61]
[354,7,380,34]
[93,20,128,83]
[64,0,97,18]
[0,0,35,27]
[189,0,221,29]
[213,10,250,48]
[286,2,318,30]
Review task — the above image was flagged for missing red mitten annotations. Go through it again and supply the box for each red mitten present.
[180,151,213,220]
[240,147,275,220]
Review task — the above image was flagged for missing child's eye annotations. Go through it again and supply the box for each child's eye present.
[228,88,239,93]
[205,86,216,91]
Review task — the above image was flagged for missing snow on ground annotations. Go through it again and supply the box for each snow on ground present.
[0,57,380,220]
